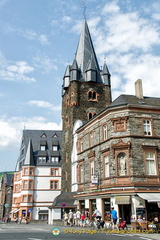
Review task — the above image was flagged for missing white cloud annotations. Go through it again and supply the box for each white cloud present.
[33,56,58,74]
[85,1,160,100]
[0,54,36,83]
[102,1,120,14]
[38,34,49,45]
[62,16,72,23]
[4,25,49,45]
[0,120,20,148]
[27,100,61,111]
[7,61,34,74]
[0,115,62,149]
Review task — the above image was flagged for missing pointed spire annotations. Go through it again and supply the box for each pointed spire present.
[70,58,79,81]
[75,20,102,83]
[24,139,34,166]
[85,57,97,82]
[63,64,70,89]
[102,61,111,85]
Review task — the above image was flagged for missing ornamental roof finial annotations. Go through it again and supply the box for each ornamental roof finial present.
[82,1,87,20]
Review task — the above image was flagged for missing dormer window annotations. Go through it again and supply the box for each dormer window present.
[52,146,58,151]
[38,157,46,163]
[51,157,59,163]
[40,145,45,151]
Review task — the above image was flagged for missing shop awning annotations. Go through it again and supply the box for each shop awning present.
[38,210,48,214]
[137,193,160,202]
[14,208,20,213]
[115,196,131,204]
[10,208,20,213]
[10,209,16,213]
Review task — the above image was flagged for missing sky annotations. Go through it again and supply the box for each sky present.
[0,0,160,172]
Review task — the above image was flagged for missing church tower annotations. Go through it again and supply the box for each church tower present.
[61,20,112,192]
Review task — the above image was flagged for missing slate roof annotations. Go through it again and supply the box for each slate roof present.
[62,20,110,93]
[15,130,62,171]
[109,94,160,108]
[75,20,102,82]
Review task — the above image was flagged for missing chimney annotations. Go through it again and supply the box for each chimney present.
[135,79,143,99]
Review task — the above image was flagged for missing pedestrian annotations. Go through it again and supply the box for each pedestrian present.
[92,208,102,221]
[81,211,85,227]
[18,217,22,224]
[110,207,118,228]
[25,217,28,224]
[84,209,89,225]
[73,211,77,225]
[15,217,18,223]
[68,209,73,226]
[76,209,81,226]
[63,212,68,226]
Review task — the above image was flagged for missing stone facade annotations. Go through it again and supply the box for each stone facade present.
[61,21,111,192]
[75,95,160,221]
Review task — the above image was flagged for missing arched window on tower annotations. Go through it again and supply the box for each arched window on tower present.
[87,91,98,101]
[88,112,96,120]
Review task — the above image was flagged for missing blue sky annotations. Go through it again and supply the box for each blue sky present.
[0,0,160,172]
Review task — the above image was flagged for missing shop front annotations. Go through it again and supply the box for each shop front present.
[115,196,131,223]
[137,193,160,221]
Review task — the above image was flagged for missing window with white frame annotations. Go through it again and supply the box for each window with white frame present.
[103,124,108,141]
[89,131,94,147]
[143,120,152,136]
[145,152,156,175]
[51,157,59,163]
[40,145,46,151]
[90,160,95,178]
[104,155,110,178]
[38,157,46,163]
[52,145,58,151]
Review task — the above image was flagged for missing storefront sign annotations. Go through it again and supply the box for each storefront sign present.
[136,207,146,219]
[91,175,98,185]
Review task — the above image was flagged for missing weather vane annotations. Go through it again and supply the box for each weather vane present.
[82,1,87,20]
